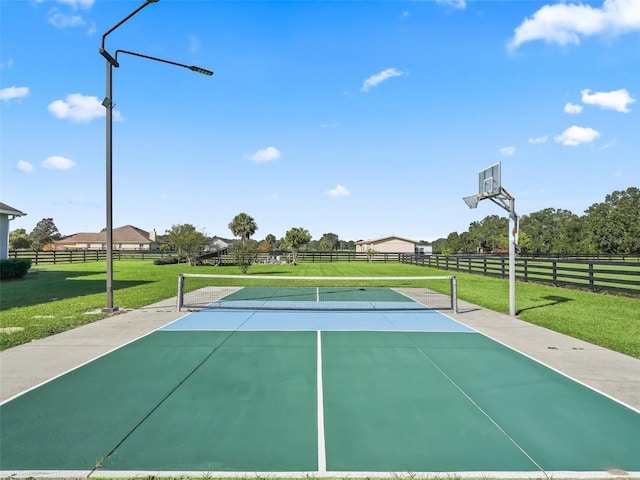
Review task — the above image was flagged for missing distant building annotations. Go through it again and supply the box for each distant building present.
[54,225,163,251]
[205,236,232,254]
[416,242,433,255]
[0,202,27,259]
[355,235,418,254]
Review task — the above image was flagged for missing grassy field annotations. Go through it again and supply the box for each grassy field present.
[1,260,639,358]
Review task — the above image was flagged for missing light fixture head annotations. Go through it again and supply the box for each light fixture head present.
[189,66,214,76]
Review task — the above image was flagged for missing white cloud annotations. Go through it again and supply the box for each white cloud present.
[320,123,340,129]
[554,125,600,146]
[48,93,105,122]
[48,11,85,28]
[326,184,351,198]
[508,0,640,50]
[187,35,202,55]
[528,135,548,144]
[0,59,14,69]
[43,156,76,170]
[361,68,405,92]
[581,88,635,112]
[599,139,618,150]
[56,0,94,9]
[0,86,29,101]
[247,146,281,163]
[46,1,94,31]
[500,146,516,156]
[564,102,583,114]
[436,0,466,9]
[17,160,34,172]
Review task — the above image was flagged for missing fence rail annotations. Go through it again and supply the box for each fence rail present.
[8,249,640,296]
[400,254,640,296]
[6,250,173,264]
[6,250,410,265]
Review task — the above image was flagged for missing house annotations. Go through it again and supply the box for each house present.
[0,202,27,259]
[416,242,433,255]
[54,225,162,251]
[355,235,418,254]
[205,236,232,254]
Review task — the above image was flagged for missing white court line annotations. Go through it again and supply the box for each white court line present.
[4,469,638,479]
[316,329,327,474]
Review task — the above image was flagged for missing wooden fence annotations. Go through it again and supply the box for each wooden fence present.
[8,249,639,295]
[400,254,640,296]
[6,250,172,264]
[6,249,407,265]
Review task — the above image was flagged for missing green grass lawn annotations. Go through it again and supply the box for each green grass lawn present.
[1,260,639,358]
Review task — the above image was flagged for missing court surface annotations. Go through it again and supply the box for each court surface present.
[1,289,639,477]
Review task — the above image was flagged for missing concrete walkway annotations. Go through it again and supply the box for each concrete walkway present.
[1,298,639,412]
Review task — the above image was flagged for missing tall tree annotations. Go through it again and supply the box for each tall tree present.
[520,208,580,254]
[264,233,276,246]
[165,224,208,266]
[283,227,311,264]
[228,213,258,240]
[582,187,640,254]
[29,218,62,251]
[318,232,339,251]
[9,228,32,250]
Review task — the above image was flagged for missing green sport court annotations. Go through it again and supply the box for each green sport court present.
[1,286,639,477]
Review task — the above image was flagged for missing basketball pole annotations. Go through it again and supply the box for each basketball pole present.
[508,197,517,317]
[464,185,518,317]
[492,189,517,317]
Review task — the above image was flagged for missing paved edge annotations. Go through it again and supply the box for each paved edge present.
[446,299,640,412]
[0,298,183,403]
[1,297,639,412]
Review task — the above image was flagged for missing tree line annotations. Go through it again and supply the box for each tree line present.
[433,187,639,255]
[8,187,639,257]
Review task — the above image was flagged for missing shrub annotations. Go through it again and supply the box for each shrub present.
[153,256,179,265]
[0,259,32,280]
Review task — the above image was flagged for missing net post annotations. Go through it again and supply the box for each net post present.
[177,274,184,312]
[451,276,458,313]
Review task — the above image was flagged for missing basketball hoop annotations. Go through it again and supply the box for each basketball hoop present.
[463,194,481,209]
[463,161,518,317]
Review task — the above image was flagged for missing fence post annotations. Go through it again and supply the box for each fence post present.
[588,262,595,291]
[177,275,184,312]
[552,260,558,286]
[451,276,458,313]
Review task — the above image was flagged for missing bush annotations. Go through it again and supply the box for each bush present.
[0,259,32,280]
[154,256,179,265]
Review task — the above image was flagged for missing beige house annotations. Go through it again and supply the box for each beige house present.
[54,225,162,251]
[355,236,417,254]
[0,202,27,259]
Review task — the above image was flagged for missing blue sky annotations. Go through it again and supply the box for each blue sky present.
[1,0,639,242]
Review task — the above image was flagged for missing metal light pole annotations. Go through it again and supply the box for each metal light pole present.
[100,0,213,312]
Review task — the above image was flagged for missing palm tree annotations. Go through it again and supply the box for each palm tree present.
[228,212,258,240]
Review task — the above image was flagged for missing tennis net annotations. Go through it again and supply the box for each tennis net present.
[177,274,457,312]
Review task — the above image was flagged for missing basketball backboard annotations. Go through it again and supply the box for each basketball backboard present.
[478,162,501,196]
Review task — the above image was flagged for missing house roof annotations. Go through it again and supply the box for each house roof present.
[57,225,156,244]
[0,202,27,217]
[355,235,416,245]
